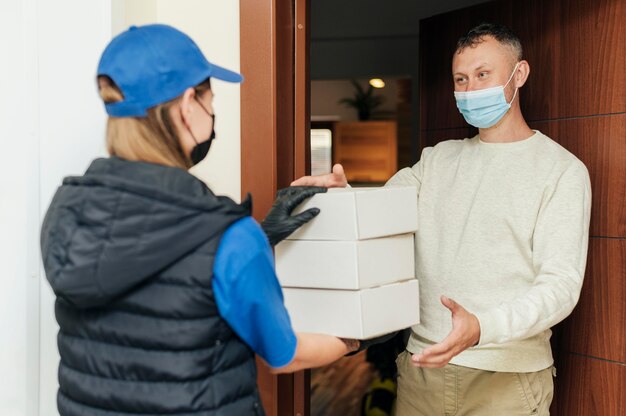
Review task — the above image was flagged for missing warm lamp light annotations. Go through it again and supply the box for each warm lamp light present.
[369,78,385,88]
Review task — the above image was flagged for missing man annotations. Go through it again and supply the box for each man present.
[293,23,591,415]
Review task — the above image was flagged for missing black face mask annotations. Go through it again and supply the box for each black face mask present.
[189,95,216,166]
[190,125,215,165]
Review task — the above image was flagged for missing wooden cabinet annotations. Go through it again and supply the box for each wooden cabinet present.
[334,120,397,183]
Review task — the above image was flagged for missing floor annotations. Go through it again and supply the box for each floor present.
[310,351,377,416]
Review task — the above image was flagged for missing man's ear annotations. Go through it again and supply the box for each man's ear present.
[515,60,530,88]
[179,87,197,126]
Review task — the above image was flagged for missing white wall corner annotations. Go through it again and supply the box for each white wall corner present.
[156,0,242,202]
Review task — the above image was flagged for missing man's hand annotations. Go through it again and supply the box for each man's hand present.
[261,186,327,246]
[411,296,480,368]
[291,164,348,188]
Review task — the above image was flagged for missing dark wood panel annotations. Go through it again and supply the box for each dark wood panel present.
[554,0,626,119]
[552,353,626,416]
[419,0,626,130]
[419,10,478,131]
[255,358,277,415]
[419,127,477,151]
[511,0,561,122]
[559,238,626,363]
[531,114,626,238]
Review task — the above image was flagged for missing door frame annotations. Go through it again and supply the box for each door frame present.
[240,0,310,414]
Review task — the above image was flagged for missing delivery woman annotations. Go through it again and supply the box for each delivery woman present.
[40,24,357,416]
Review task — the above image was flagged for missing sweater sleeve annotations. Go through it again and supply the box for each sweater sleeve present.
[475,161,592,345]
[385,147,432,192]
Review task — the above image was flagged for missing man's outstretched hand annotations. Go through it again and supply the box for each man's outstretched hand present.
[291,164,348,188]
[411,296,481,368]
[261,186,327,246]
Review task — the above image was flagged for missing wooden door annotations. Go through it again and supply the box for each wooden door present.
[240,0,311,414]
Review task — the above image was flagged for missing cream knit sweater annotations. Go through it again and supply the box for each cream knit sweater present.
[387,130,591,372]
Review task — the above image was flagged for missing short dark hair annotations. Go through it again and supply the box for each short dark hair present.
[456,22,522,61]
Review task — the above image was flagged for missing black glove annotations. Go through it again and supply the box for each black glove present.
[261,186,327,246]
[345,331,401,356]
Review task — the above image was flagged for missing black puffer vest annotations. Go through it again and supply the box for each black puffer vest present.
[41,157,264,415]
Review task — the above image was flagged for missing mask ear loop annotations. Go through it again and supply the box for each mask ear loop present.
[180,92,201,147]
[183,92,214,147]
[505,62,521,105]
[193,93,215,136]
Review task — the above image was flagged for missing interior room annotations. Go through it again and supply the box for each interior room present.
[308,0,487,188]
[308,2,488,413]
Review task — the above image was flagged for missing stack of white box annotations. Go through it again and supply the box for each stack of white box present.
[275,186,420,340]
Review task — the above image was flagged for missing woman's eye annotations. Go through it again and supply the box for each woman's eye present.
[479,72,488,78]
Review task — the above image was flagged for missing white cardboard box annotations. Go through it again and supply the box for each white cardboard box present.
[288,186,418,241]
[282,280,420,339]
[276,234,415,289]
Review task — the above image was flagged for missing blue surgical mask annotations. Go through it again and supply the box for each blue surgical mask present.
[454,62,520,129]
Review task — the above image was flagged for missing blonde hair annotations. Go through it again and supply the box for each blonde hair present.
[98,76,211,170]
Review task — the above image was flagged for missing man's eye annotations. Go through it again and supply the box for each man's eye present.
[455,77,466,83]
[478,72,488,78]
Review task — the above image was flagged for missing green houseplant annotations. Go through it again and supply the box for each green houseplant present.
[339,80,385,121]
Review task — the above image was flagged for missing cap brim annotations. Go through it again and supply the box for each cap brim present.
[210,63,243,83]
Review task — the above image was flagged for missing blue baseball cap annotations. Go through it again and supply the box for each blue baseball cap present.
[97,24,243,117]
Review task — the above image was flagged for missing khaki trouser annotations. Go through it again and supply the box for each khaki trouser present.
[395,350,554,416]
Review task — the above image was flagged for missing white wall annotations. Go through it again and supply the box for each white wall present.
[0,4,42,416]
[1,1,111,415]
[1,1,242,415]
[112,0,242,201]
[157,1,242,202]
[37,4,112,415]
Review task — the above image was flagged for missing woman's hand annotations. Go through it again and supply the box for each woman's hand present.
[260,186,327,246]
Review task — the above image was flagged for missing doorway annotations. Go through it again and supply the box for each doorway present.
[239,1,491,415]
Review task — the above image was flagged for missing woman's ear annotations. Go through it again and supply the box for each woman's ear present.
[179,87,197,127]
